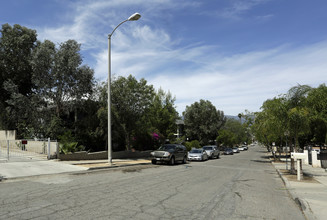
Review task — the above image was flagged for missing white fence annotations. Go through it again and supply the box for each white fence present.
[0,139,59,161]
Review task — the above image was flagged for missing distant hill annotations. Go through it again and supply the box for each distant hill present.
[225,115,240,120]
[225,115,246,124]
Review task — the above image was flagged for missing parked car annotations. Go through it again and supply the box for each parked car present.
[203,145,220,159]
[224,148,234,155]
[243,145,248,150]
[188,148,208,161]
[150,144,187,165]
[238,146,245,151]
[232,147,239,153]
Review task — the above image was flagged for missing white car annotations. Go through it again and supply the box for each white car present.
[232,147,239,153]
[238,146,245,151]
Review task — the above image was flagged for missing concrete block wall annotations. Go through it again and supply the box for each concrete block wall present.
[22,140,58,155]
[58,150,153,161]
[0,130,16,140]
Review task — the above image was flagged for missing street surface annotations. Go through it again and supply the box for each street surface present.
[0,145,305,219]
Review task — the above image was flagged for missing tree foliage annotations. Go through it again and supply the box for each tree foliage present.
[253,84,327,150]
[183,100,226,145]
[0,24,37,130]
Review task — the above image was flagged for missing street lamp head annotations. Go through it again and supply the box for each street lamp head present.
[128,13,141,21]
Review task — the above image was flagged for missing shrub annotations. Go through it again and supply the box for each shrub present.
[184,140,201,151]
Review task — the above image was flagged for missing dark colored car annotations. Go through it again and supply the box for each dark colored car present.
[224,148,234,155]
[150,144,187,165]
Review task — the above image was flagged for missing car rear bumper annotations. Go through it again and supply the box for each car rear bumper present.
[188,157,202,161]
[152,157,170,162]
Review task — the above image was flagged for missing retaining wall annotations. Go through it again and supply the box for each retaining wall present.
[58,150,152,161]
[0,130,16,140]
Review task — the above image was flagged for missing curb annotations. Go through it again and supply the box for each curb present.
[87,162,152,170]
[272,162,317,220]
[0,161,153,182]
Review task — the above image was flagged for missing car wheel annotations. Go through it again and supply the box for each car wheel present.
[151,159,157,165]
[169,156,175,165]
[182,156,187,164]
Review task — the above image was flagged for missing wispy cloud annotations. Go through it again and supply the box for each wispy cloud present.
[219,0,271,20]
[32,0,327,116]
[147,40,327,115]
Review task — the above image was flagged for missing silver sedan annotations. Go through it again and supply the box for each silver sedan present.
[188,148,208,161]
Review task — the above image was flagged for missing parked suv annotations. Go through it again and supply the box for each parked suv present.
[203,145,220,159]
[150,144,187,165]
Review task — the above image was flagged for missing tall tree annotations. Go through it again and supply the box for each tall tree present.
[183,99,226,145]
[0,24,37,131]
[31,39,94,138]
[286,85,312,150]
[147,88,179,138]
[222,118,247,145]
[111,75,155,150]
[306,84,327,144]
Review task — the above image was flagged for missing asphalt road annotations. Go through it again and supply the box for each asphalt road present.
[0,145,305,220]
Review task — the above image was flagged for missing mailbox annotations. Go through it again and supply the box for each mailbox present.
[291,152,306,159]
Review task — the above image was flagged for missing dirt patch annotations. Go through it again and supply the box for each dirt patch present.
[74,160,151,168]
[121,165,157,173]
[76,163,110,168]
[279,169,319,183]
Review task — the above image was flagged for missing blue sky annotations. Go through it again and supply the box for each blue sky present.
[1,0,327,116]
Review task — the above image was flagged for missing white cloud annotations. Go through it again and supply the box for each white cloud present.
[31,0,327,116]
[147,40,327,115]
[219,0,271,20]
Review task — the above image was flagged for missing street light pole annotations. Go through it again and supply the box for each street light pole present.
[108,13,141,164]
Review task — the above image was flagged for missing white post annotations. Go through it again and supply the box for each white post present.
[312,151,321,168]
[56,141,59,159]
[7,140,9,160]
[303,150,309,165]
[47,138,50,159]
[297,159,301,181]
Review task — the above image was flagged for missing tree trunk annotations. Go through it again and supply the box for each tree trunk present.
[290,137,296,174]
[126,131,131,150]
[279,136,282,161]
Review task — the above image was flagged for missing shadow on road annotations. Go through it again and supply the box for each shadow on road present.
[251,159,270,163]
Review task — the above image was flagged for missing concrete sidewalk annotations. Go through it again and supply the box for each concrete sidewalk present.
[0,159,151,181]
[272,160,327,220]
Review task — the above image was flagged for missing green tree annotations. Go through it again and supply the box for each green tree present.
[31,39,94,139]
[306,84,327,144]
[0,24,37,131]
[111,75,155,150]
[286,85,312,150]
[183,100,226,145]
[222,118,246,145]
[216,129,236,148]
[32,39,94,118]
[146,88,179,140]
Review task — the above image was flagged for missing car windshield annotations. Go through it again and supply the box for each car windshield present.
[190,149,202,153]
[203,146,213,150]
[158,145,175,151]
